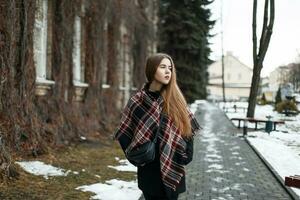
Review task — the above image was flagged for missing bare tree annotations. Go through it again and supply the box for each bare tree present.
[247,0,275,117]
[289,63,300,93]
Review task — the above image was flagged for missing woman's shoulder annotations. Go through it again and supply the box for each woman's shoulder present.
[126,89,145,108]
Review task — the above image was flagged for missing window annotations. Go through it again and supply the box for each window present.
[119,33,130,91]
[238,73,242,80]
[102,20,110,89]
[72,14,88,88]
[119,31,134,91]
[227,73,231,80]
[33,0,54,85]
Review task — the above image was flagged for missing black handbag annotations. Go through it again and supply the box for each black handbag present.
[125,116,163,166]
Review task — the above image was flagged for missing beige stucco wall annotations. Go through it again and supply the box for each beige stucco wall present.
[207,85,250,99]
[269,66,290,92]
[208,52,252,100]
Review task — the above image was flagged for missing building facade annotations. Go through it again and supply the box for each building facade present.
[269,66,290,94]
[259,76,273,101]
[268,65,293,100]
[0,0,158,154]
[207,52,253,101]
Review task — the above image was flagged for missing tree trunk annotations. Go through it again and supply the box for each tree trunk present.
[247,0,274,117]
[247,64,262,117]
[0,136,19,180]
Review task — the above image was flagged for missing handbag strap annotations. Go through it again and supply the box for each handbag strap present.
[153,115,164,144]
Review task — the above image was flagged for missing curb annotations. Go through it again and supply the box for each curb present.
[245,137,300,200]
[217,102,299,199]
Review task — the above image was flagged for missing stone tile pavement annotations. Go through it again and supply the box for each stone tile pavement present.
[139,102,294,200]
[179,102,293,200]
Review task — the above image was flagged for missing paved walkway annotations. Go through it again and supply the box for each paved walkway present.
[179,102,292,200]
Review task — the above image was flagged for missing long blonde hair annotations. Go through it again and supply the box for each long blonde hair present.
[145,53,192,138]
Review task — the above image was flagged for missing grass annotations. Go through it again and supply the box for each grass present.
[0,140,136,200]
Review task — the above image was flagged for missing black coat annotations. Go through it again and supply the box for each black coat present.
[137,131,194,196]
[118,126,194,196]
[116,89,195,198]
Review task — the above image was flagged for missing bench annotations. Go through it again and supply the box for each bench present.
[282,109,299,116]
[285,175,300,188]
[230,117,285,131]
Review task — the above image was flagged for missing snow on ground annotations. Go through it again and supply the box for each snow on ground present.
[218,101,300,196]
[15,161,73,179]
[100,98,210,199]
[76,157,140,200]
[16,157,140,199]
[247,132,300,196]
[76,179,141,200]
[17,100,300,198]
[201,102,231,187]
[190,102,198,114]
[107,158,137,172]
[219,101,300,132]
[14,100,203,199]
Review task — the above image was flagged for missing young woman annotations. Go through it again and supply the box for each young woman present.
[114,53,201,200]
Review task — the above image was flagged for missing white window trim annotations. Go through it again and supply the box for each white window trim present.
[118,86,137,91]
[73,80,88,88]
[102,19,109,86]
[34,0,55,88]
[72,15,89,88]
[36,77,55,85]
[119,86,129,91]
[102,84,110,89]
[73,15,81,83]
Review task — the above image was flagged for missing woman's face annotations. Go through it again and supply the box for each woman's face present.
[154,58,172,85]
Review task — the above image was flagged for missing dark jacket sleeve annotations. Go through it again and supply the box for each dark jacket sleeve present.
[118,134,131,152]
[113,99,138,166]
[182,137,194,165]
[180,108,198,165]
[117,134,138,166]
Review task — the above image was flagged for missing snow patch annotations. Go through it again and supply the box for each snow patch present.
[212,177,227,183]
[247,135,300,196]
[15,161,71,179]
[208,164,223,170]
[76,179,142,200]
[108,159,137,172]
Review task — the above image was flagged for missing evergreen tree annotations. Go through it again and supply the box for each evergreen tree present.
[261,93,267,105]
[275,88,282,105]
[158,0,215,103]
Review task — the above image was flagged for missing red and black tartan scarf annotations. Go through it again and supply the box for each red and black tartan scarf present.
[114,84,201,191]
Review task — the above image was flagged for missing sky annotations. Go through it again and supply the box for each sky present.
[208,0,300,77]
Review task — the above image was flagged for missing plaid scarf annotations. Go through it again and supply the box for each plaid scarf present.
[114,84,201,191]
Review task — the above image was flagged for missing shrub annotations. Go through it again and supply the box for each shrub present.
[275,100,299,113]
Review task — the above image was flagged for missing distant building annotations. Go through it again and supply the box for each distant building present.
[269,65,292,100]
[260,76,273,101]
[281,83,294,100]
[207,52,253,101]
[269,66,290,93]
